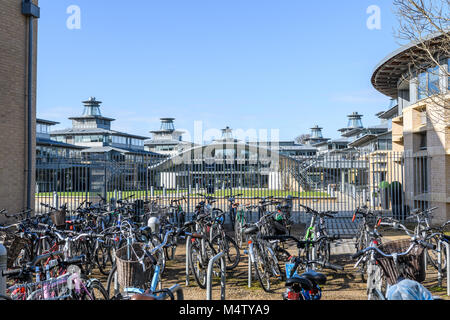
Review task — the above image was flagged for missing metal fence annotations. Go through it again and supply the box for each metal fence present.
[35,150,431,228]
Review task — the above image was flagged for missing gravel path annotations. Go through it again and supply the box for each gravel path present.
[97,228,449,300]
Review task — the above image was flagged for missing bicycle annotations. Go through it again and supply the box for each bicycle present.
[352,237,436,300]
[298,204,339,267]
[262,234,343,300]
[244,211,291,292]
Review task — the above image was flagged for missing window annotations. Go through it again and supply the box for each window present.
[37,123,49,134]
[112,136,127,144]
[418,65,442,100]
[418,71,428,100]
[428,66,440,95]
[75,135,104,143]
[83,106,102,116]
[54,136,66,143]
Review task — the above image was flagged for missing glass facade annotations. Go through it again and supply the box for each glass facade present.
[75,135,104,143]
[417,64,443,100]
[37,123,50,134]
[82,106,102,117]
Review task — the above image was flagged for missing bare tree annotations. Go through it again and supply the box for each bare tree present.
[393,0,449,128]
[295,134,311,144]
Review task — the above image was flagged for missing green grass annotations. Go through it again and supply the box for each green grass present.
[204,189,330,198]
[36,188,331,199]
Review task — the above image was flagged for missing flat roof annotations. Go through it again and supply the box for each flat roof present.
[37,118,59,126]
[50,128,149,140]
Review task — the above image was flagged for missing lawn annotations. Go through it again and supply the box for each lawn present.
[36,188,331,199]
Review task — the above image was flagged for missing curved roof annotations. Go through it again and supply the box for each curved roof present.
[371,32,448,98]
[148,141,302,170]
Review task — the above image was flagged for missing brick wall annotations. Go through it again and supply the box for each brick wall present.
[0,0,38,216]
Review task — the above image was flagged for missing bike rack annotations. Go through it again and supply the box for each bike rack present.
[244,249,252,288]
[185,235,191,286]
[0,244,6,297]
[206,251,226,300]
[438,240,450,296]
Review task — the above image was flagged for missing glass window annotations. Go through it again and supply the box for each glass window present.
[428,66,440,96]
[418,71,428,100]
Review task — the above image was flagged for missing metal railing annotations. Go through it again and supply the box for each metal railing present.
[206,251,226,300]
[32,150,433,232]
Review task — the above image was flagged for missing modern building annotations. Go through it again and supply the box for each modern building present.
[371,32,449,223]
[0,0,39,215]
[51,97,160,162]
[144,118,195,156]
[304,125,330,146]
[346,109,392,153]
[36,118,83,159]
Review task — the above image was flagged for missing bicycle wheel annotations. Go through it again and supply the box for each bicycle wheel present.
[315,239,331,265]
[106,264,149,299]
[148,234,166,274]
[252,242,271,292]
[189,239,217,289]
[189,240,207,289]
[86,279,109,300]
[366,261,386,300]
[234,219,243,248]
[164,234,177,261]
[264,245,283,280]
[95,243,114,276]
[211,234,240,270]
[426,234,447,272]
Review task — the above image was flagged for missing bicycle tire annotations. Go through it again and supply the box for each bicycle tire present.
[234,220,243,248]
[95,243,114,276]
[189,240,207,289]
[86,279,109,300]
[106,264,148,299]
[252,242,271,292]
[264,245,283,280]
[189,239,217,289]
[422,233,446,272]
[211,234,241,270]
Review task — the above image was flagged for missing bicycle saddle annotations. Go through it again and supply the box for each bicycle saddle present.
[301,270,327,286]
[285,276,314,291]
[130,293,157,301]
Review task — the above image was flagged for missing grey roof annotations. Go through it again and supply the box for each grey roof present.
[69,115,116,121]
[276,145,317,151]
[348,130,392,148]
[377,104,399,120]
[144,139,192,146]
[36,137,83,149]
[81,146,160,156]
[50,128,149,140]
[37,118,59,126]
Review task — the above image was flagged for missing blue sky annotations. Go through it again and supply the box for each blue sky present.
[37,0,403,142]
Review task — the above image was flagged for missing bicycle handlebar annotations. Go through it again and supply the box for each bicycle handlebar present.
[352,239,435,260]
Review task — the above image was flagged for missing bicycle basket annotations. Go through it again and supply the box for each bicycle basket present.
[115,243,153,288]
[375,239,426,286]
[50,210,66,227]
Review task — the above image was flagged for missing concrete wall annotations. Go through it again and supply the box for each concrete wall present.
[0,0,38,216]
[399,98,450,224]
